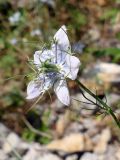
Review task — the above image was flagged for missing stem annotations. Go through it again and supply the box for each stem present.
[76,79,120,129]
[22,116,52,139]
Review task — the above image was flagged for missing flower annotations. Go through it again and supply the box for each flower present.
[9,12,21,25]
[26,25,81,106]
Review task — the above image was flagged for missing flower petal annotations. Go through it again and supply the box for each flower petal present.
[54,79,70,106]
[53,25,70,52]
[26,73,54,100]
[63,54,81,80]
[34,50,54,67]
[26,80,42,99]
[34,51,42,66]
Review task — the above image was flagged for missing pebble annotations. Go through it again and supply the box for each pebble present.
[80,152,99,160]
[94,128,111,154]
[66,155,78,160]
[0,149,8,160]
[37,153,62,160]
[47,133,85,152]
[2,132,21,153]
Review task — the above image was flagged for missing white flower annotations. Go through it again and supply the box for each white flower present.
[9,12,21,24]
[26,25,81,106]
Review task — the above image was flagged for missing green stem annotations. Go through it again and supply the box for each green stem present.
[76,79,120,129]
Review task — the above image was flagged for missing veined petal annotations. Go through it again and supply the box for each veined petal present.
[26,73,55,100]
[53,25,70,52]
[51,45,66,64]
[26,80,43,99]
[34,51,42,66]
[63,54,81,80]
[34,50,54,67]
[54,79,70,106]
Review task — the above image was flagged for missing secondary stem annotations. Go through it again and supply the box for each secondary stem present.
[76,79,120,129]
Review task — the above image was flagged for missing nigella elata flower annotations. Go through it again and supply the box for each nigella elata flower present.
[26,25,81,106]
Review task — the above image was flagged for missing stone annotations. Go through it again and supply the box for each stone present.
[37,153,61,160]
[56,110,71,137]
[80,152,99,160]
[81,62,120,93]
[66,122,85,133]
[104,145,117,160]
[0,123,9,136]
[46,133,85,152]
[23,148,40,160]
[2,132,21,153]
[23,143,42,160]
[66,155,78,160]
[84,134,94,151]
[94,128,111,154]
[0,149,8,160]
[116,148,120,159]
[88,28,101,41]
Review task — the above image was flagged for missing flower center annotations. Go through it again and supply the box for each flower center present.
[40,60,60,73]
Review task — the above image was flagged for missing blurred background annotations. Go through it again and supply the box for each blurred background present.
[0,0,120,159]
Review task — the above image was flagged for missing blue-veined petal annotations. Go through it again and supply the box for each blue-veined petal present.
[63,54,81,80]
[51,26,70,64]
[34,50,54,68]
[26,80,43,99]
[26,74,53,99]
[54,79,70,106]
[53,25,70,52]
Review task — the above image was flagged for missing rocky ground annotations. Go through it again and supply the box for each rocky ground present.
[0,115,120,160]
[0,62,120,159]
[1,0,120,159]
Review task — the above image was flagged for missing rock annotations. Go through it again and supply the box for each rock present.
[94,128,111,154]
[88,28,101,41]
[104,145,117,160]
[66,155,78,160]
[2,132,21,153]
[116,148,120,159]
[83,118,102,137]
[81,62,120,94]
[46,133,85,152]
[37,153,61,160]
[84,134,94,151]
[84,62,120,83]
[23,148,40,160]
[66,122,85,133]
[23,149,61,160]
[0,149,8,160]
[82,118,97,130]
[23,143,42,160]
[96,63,120,81]
[0,123,10,136]
[80,152,99,160]
[56,110,71,137]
